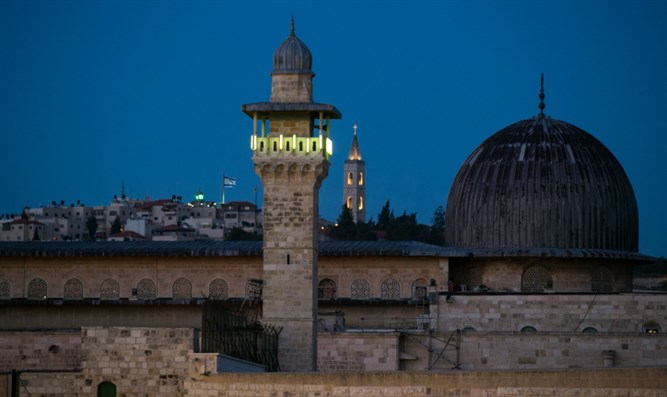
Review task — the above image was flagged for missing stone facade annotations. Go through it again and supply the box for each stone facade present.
[433,294,667,333]
[3,327,664,396]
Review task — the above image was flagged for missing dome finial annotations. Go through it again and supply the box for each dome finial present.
[290,14,295,36]
[538,73,546,115]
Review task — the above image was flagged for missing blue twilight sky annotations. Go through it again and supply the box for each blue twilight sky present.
[1,0,665,256]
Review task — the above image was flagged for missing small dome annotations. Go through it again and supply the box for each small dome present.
[272,18,312,76]
[445,115,638,252]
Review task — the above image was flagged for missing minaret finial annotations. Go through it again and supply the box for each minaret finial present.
[290,15,295,36]
[538,72,545,115]
[353,124,358,135]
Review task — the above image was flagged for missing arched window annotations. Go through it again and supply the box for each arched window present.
[350,278,370,299]
[643,321,661,334]
[299,141,303,151]
[137,278,156,300]
[461,326,476,333]
[346,196,352,209]
[381,278,401,299]
[273,141,278,151]
[582,327,598,334]
[0,278,10,300]
[312,141,317,151]
[520,326,537,333]
[64,278,83,299]
[209,278,228,300]
[591,266,614,292]
[358,196,364,211]
[28,278,47,299]
[411,278,429,300]
[172,278,192,300]
[521,265,552,292]
[358,172,364,186]
[285,141,290,151]
[347,172,353,185]
[97,381,116,397]
[100,279,120,300]
[318,278,336,300]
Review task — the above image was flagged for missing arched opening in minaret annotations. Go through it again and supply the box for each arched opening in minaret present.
[347,172,353,185]
[358,172,364,185]
[358,196,364,210]
[346,196,352,209]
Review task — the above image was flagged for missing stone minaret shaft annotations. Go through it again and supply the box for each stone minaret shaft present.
[242,19,341,371]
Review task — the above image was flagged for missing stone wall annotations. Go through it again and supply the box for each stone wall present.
[0,330,81,372]
[14,327,212,396]
[435,293,667,333]
[3,327,666,396]
[399,330,667,371]
[318,332,399,371]
[182,368,667,397]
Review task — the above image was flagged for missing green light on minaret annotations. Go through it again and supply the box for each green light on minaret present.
[195,191,204,201]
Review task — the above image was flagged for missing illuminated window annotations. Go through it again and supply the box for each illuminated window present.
[318,278,336,300]
[173,278,192,300]
[358,172,364,185]
[643,321,661,334]
[358,196,364,210]
[346,196,352,209]
[28,278,47,299]
[209,278,228,300]
[347,172,353,185]
[64,278,83,299]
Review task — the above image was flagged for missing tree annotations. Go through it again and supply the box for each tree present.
[226,227,262,241]
[377,200,394,231]
[334,205,357,240]
[86,215,98,241]
[32,226,40,241]
[429,205,446,246]
[110,216,122,235]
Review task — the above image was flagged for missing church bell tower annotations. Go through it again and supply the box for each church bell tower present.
[242,18,341,372]
[343,124,366,223]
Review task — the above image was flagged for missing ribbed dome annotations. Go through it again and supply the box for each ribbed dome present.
[445,115,638,252]
[271,19,312,76]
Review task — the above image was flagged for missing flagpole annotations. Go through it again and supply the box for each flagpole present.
[221,173,225,205]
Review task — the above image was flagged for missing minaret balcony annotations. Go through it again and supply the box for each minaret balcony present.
[251,134,332,160]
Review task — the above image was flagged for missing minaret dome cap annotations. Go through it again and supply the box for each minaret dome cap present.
[272,17,313,76]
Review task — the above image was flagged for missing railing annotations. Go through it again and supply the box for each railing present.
[201,301,283,372]
[250,134,333,160]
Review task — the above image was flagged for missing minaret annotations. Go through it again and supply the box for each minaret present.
[343,124,366,223]
[242,18,341,372]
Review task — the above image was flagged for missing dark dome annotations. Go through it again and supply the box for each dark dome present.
[445,115,638,252]
[272,19,312,76]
